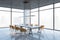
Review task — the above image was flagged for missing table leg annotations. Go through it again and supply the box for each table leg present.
[38,27,41,33]
[29,28,32,34]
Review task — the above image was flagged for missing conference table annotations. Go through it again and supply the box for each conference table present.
[17,25,40,34]
[25,26,40,34]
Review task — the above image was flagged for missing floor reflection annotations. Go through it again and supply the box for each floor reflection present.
[0,28,60,40]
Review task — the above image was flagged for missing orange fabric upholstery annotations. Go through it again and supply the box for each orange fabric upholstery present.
[40,25,44,30]
[10,25,15,29]
[10,25,27,32]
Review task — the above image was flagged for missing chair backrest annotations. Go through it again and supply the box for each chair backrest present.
[10,25,27,32]
[10,25,12,28]
[15,25,27,32]
[10,25,16,29]
[40,25,44,30]
[20,27,27,32]
[10,25,13,29]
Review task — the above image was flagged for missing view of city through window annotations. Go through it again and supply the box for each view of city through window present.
[0,2,60,30]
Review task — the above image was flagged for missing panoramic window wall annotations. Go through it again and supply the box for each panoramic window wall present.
[12,9,24,25]
[55,2,60,30]
[31,12,38,26]
[0,7,10,27]
[40,4,53,10]
[40,9,53,29]
[39,4,53,29]
[0,7,24,27]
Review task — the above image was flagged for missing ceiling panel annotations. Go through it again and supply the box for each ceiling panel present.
[0,0,60,10]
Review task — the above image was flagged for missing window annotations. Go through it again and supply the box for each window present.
[31,12,38,26]
[0,11,10,27]
[40,4,53,10]
[0,7,10,11]
[12,8,24,13]
[55,3,60,7]
[55,8,60,30]
[24,10,31,25]
[40,9,53,29]
[12,12,23,25]
[31,8,38,12]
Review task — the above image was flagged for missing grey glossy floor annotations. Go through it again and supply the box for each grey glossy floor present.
[0,28,60,40]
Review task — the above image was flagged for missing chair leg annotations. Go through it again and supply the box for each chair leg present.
[29,28,32,34]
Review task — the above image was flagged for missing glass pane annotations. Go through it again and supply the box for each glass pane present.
[40,4,53,10]
[0,7,10,11]
[40,9,53,29]
[31,8,38,12]
[12,12,23,25]
[55,8,60,30]
[55,3,60,7]
[24,9,31,26]
[31,12,38,26]
[12,8,24,12]
[0,11,10,27]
